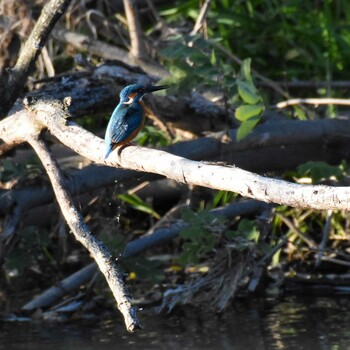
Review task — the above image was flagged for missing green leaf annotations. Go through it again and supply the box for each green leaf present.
[240,58,254,84]
[237,80,261,104]
[211,190,235,208]
[180,226,203,240]
[293,105,307,120]
[236,116,261,141]
[210,49,216,65]
[237,219,260,242]
[235,103,264,121]
[117,193,160,219]
[297,161,344,183]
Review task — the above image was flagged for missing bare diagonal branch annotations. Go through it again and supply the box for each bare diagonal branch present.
[27,133,140,332]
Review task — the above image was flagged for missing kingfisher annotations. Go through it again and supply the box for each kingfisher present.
[104,84,169,159]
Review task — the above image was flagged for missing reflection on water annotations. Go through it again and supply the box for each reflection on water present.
[1,296,350,350]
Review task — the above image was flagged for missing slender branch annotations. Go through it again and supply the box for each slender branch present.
[213,42,289,99]
[52,28,169,78]
[276,213,317,248]
[276,98,350,109]
[123,0,146,59]
[26,133,140,332]
[315,210,332,267]
[0,0,72,118]
[320,256,350,267]
[190,0,212,36]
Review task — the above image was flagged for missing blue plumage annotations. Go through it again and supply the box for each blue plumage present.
[104,84,169,159]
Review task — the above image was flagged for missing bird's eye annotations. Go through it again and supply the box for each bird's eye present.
[123,96,134,105]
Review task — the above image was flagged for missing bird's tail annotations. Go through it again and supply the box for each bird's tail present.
[105,145,113,159]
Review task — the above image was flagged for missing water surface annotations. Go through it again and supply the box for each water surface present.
[1,296,349,349]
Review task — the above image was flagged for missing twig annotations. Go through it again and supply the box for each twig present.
[276,98,350,109]
[276,213,317,248]
[0,0,72,118]
[52,28,169,78]
[26,134,140,332]
[123,0,146,59]
[142,102,176,139]
[40,46,55,77]
[146,0,169,32]
[247,236,288,292]
[320,256,350,267]
[190,0,212,36]
[315,210,332,267]
[213,42,289,99]
[5,115,350,218]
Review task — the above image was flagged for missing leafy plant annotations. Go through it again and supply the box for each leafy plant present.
[225,219,260,243]
[160,0,350,82]
[235,59,264,140]
[123,257,165,282]
[160,32,264,139]
[117,193,160,219]
[178,209,225,265]
[136,125,171,147]
[296,161,347,183]
[210,190,236,208]
[5,227,51,275]
[0,158,43,183]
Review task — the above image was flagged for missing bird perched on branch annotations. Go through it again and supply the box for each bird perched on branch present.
[104,84,169,159]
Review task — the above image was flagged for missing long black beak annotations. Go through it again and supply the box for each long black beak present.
[145,85,171,93]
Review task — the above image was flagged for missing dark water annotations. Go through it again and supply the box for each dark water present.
[1,295,350,350]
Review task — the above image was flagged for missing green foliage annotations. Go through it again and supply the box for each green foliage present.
[161,1,350,81]
[123,257,165,282]
[136,125,171,147]
[235,59,264,140]
[178,209,224,265]
[117,193,160,219]
[160,32,264,139]
[99,232,126,254]
[296,161,347,183]
[178,209,260,266]
[0,159,42,183]
[5,227,51,275]
[160,34,222,93]
[210,190,236,208]
[225,219,260,243]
